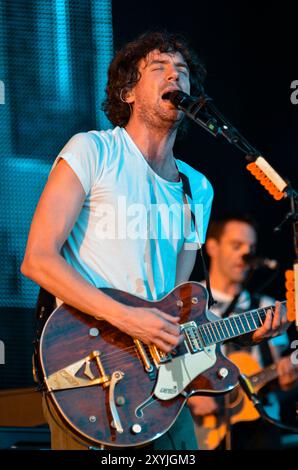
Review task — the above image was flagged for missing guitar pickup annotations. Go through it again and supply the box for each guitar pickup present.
[181,322,203,354]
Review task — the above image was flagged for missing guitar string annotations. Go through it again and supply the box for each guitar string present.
[77,303,280,368]
[94,313,267,370]
[99,303,285,371]
[86,307,277,370]
[94,304,277,357]
[98,308,268,360]
[98,340,191,369]
[99,344,163,368]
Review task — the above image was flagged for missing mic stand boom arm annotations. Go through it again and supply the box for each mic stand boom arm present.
[178,91,297,201]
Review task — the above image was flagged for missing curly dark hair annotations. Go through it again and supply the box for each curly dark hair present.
[102,30,207,127]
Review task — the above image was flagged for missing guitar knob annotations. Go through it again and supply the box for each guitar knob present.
[131,424,142,434]
[89,328,99,337]
[176,299,184,308]
[116,396,126,406]
[191,297,198,304]
[217,367,229,379]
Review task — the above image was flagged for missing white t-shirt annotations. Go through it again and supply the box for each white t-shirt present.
[52,126,213,301]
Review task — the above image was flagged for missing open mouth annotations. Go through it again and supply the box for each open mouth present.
[162,92,172,100]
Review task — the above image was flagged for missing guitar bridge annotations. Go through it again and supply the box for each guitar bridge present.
[149,345,172,365]
[46,350,110,391]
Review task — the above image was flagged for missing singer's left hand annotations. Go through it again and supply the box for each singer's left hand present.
[251,301,289,343]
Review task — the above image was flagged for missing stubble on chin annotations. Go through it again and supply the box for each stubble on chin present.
[137,101,184,131]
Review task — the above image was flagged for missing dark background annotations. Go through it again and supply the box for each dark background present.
[0,0,297,388]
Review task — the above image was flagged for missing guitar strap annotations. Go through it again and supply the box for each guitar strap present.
[178,170,216,308]
[35,286,55,334]
[33,287,56,387]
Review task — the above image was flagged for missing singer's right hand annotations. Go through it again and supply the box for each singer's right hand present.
[108,304,184,354]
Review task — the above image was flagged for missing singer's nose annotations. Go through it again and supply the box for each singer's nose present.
[167,66,179,82]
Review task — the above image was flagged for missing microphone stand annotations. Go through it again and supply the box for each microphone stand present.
[238,373,298,433]
[173,92,260,154]
[176,91,298,328]
[176,91,297,199]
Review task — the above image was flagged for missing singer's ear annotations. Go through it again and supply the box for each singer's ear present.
[124,89,135,104]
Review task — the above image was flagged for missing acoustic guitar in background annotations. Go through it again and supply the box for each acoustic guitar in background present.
[192,350,297,450]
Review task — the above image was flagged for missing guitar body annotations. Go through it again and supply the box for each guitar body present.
[39,282,240,448]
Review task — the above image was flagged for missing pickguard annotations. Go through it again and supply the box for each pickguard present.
[154,345,216,400]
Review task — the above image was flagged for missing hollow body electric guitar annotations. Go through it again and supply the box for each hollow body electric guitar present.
[38,282,285,448]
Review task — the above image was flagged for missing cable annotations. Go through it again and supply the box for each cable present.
[238,373,298,433]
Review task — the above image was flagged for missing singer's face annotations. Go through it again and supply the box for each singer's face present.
[127,49,190,127]
[207,221,257,284]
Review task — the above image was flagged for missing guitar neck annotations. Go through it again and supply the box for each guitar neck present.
[198,301,286,346]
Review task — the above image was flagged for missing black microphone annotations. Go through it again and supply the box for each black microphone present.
[164,90,200,105]
[164,90,220,137]
[164,90,205,113]
[242,253,279,270]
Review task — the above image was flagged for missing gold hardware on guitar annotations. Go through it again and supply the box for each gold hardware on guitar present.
[134,339,154,372]
[92,350,110,388]
[109,371,125,433]
[149,345,172,365]
[46,350,110,391]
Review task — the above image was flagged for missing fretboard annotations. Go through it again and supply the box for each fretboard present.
[198,301,286,346]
